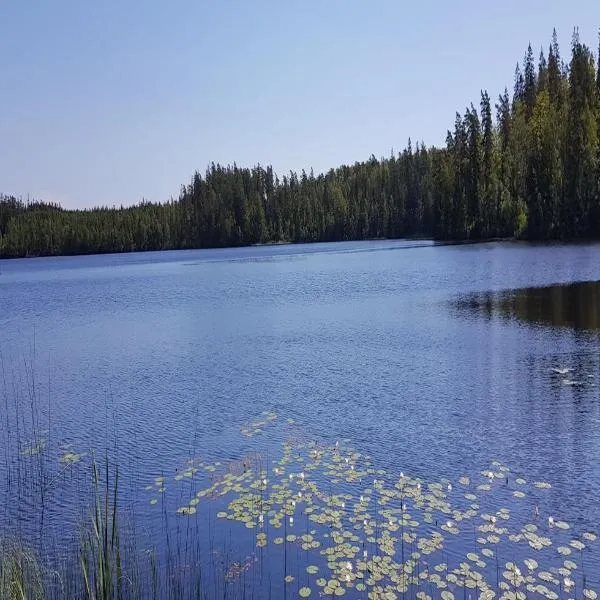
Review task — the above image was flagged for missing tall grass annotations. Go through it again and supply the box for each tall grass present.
[0,456,160,600]
[79,458,122,600]
[0,351,202,600]
[0,536,44,600]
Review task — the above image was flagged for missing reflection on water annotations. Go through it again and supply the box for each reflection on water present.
[459,280,600,331]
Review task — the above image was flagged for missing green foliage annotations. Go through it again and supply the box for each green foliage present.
[1,27,599,258]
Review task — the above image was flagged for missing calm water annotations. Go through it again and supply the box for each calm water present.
[1,240,600,594]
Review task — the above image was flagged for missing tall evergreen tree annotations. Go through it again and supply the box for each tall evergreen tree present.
[523,43,537,118]
[464,105,482,237]
[538,48,548,93]
[480,91,494,236]
[513,64,525,107]
[563,31,598,237]
[451,113,468,237]
[548,29,564,109]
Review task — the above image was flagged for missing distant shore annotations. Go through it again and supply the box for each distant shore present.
[4,235,599,262]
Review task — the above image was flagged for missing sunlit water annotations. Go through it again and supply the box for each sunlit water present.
[1,240,600,597]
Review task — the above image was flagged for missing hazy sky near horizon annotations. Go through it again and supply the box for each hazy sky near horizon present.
[1,1,598,209]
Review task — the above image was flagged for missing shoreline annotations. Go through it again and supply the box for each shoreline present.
[3,235,600,262]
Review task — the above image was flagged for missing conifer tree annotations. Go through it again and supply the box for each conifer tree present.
[523,43,537,118]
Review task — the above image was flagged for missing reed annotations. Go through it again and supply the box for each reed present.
[79,457,123,600]
[0,536,44,600]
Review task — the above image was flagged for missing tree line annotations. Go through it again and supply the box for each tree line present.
[1,29,599,258]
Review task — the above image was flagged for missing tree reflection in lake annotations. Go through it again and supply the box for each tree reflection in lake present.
[458,280,600,331]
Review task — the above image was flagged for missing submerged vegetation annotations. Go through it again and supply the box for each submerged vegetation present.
[1,28,600,258]
[1,409,599,599]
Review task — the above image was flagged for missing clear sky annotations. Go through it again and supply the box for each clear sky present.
[1,1,598,209]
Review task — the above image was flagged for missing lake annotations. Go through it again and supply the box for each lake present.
[1,240,600,598]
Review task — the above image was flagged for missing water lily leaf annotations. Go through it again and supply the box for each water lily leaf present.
[533,481,551,489]
[176,506,196,515]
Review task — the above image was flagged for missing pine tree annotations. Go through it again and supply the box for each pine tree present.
[465,105,482,237]
[451,113,468,237]
[513,63,525,107]
[548,29,563,109]
[480,91,494,236]
[524,43,537,118]
[495,88,512,235]
[563,31,598,237]
[538,47,548,93]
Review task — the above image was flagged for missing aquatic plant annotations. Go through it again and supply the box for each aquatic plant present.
[2,403,599,599]
[79,458,122,600]
[146,430,600,599]
[239,411,278,438]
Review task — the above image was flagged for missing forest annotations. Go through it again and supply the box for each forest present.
[1,29,599,258]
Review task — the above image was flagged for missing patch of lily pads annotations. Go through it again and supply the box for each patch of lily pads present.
[240,410,278,438]
[144,416,599,599]
[20,437,47,457]
[59,446,86,465]
[20,438,88,470]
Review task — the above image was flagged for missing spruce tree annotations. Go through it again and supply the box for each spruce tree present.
[563,32,598,237]
[538,47,548,93]
[524,43,537,118]
[480,91,494,236]
[548,29,563,108]
[513,64,525,107]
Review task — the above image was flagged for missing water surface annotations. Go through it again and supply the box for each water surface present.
[1,240,600,595]
[460,280,600,331]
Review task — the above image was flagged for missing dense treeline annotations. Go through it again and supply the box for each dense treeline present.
[1,29,600,258]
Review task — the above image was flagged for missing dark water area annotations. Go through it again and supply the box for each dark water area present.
[1,240,600,597]
[458,280,600,331]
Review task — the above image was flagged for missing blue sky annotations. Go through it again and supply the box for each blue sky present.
[0,1,598,209]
